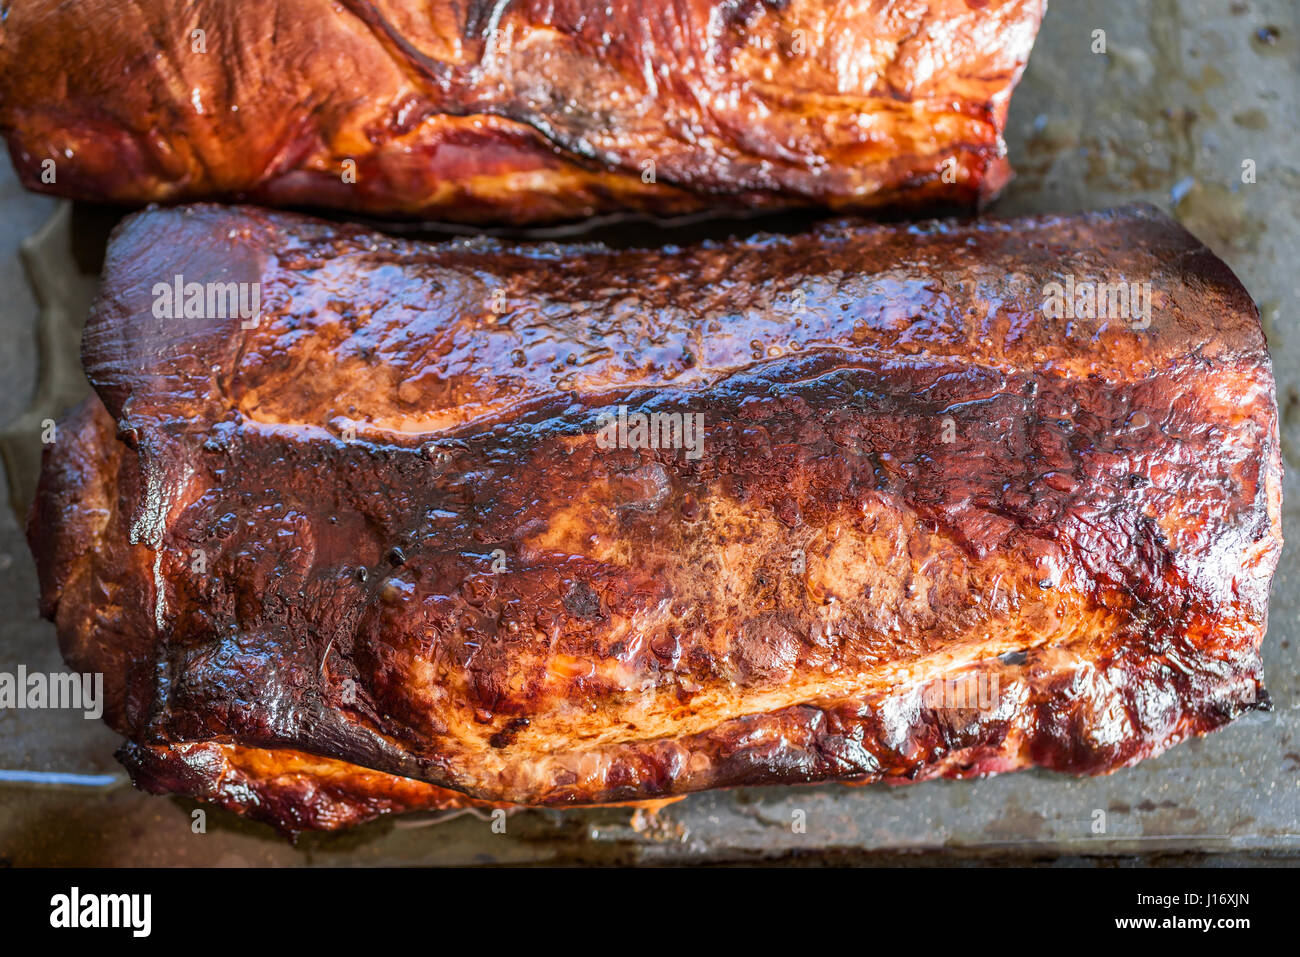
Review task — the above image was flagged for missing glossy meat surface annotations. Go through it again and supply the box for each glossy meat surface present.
[0,0,1045,223]
[30,203,1281,832]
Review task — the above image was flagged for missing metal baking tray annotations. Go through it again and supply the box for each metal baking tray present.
[1,0,1297,865]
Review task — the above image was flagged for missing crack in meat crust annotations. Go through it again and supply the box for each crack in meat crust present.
[0,0,1045,223]
[28,203,1281,832]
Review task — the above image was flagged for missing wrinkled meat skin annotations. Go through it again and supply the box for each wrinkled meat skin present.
[119,741,504,833]
[0,0,1045,223]
[29,203,1282,832]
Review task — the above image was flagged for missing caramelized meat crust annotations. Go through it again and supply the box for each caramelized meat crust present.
[0,0,1045,223]
[29,203,1281,832]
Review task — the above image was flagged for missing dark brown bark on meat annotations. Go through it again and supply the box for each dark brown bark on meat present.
[28,203,1281,832]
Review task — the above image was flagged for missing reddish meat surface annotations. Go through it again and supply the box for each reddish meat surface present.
[29,203,1281,833]
[0,0,1045,223]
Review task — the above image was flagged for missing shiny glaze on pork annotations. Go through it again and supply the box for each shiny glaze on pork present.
[0,0,1045,223]
[29,203,1281,832]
